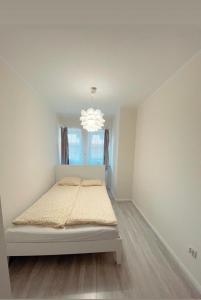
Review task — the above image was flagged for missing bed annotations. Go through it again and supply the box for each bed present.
[5,166,122,264]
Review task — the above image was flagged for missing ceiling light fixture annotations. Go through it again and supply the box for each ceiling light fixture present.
[80,87,105,132]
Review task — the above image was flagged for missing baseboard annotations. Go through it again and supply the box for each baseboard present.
[109,190,132,202]
[109,189,132,202]
[115,198,132,202]
[132,200,201,295]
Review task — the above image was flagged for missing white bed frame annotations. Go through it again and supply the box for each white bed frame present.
[55,165,106,181]
[6,165,123,264]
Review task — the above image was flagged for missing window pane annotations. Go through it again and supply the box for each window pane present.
[68,128,83,165]
[87,130,104,165]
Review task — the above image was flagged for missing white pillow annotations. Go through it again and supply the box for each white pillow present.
[57,176,81,186]
[81,179,103,186]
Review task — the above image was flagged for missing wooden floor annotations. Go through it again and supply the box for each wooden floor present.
[9,201,200,299]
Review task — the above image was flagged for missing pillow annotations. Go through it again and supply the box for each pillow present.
[57,176,81,186]
[81,179,103,186]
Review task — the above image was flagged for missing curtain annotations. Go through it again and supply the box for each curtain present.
[104,129,109,169]
[61,127,69,164]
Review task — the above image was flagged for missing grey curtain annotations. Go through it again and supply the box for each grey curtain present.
[104,129,109,169]
[61,127,69,164]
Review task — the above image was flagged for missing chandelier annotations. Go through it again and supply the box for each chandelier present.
[80,87,105,132]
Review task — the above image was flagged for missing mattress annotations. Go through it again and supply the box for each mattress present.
[6,224,119,243]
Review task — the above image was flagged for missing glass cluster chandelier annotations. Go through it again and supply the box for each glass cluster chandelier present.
[80,87,105,132]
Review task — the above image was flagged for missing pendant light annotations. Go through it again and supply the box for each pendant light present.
[80,87,105,132]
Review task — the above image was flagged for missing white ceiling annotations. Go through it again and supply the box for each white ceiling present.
[1,0,201,114]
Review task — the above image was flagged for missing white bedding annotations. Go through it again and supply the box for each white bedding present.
[6,224,119,243]
[13,185,117,228]
[68,185,117,226]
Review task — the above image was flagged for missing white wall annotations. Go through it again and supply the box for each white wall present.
[58,114,113,130]
[111,108,120,196]
[0,58,58,227]
[133,51,201,287]
[112,107,136,201]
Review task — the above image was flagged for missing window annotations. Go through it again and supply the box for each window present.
[60,128,109,166]
[68,128,83,165]
[87,130,104,165]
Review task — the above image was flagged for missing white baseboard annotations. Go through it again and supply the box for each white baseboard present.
[133,200,201,295]
[109,190,132,202]
[109,189,132,202]
[115,198,132,202]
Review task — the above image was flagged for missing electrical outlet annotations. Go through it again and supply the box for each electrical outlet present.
[188,247,198,259]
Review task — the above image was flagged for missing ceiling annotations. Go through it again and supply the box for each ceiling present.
[1,1,201,115]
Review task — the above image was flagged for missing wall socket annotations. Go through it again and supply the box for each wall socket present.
[188,247,198,259]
